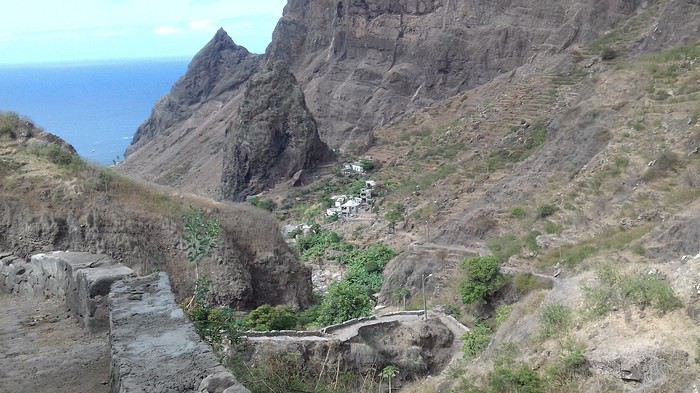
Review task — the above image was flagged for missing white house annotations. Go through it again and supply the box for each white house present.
[343,163,365,174]
[365,180,377,189]
[326,207,341,217]
[341,198,362,217]
[360,188,373,204]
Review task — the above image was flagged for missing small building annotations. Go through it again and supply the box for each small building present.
[365,180,377,189]
[360,188,373,204]
[343,163,365,174]
[331,195,348,208]
[341,198,362,217]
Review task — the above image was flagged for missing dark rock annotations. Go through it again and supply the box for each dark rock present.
[221,63,333,201]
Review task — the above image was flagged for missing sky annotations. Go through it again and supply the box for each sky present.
[0,0,287,65]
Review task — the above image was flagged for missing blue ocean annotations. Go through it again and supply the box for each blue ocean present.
[0,59,189,164]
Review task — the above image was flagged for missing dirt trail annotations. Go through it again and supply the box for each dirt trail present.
[0,294,110,393]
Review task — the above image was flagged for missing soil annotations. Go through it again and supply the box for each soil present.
[0,294,110,393]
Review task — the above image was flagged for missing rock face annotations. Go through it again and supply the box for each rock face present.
[120,29,262,195]
[122,0,651,196]
[221,63,332,201]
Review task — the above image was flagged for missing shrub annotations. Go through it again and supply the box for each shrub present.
[513,273,551,296]
[188,278,243,344]
[245,304,298,331]
[462,323,493,360]
[585,266,682,317]
[537,204,558,219]
[315,281,374,326]
[359,159,376,172]
[460,256,505,304]
[643,151,681,181]
[488,363,543,393]
[183,210,221,278]
[249,196,276,212]
[511,207,527,219]
[385,203,406,232]
[495,304,514,327]
[539,304,572,340]
[296,227,343,261]
[601,47,618,61]
[488,235,523,262]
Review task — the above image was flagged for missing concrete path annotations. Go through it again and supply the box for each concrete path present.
[0,294,110,393]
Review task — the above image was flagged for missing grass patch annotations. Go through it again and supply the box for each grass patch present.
[488,234,523,262]
[495,304,514,327]
[511,207,527,219]
[462,323,493,360]
[539,304,572,340]
[585,265,683,317]
[537,204,557,219]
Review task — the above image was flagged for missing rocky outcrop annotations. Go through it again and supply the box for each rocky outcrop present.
[221,63,332,201]
[110,273,250,393]
[120,29,262,195]
[122,0,655,197]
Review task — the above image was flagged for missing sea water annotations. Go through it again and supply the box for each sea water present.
[0,59,188,164]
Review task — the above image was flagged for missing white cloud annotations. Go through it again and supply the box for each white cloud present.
[189,19,214,31]
[154,26,181,36]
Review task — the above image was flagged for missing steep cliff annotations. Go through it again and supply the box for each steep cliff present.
[120,29,261,196]
[221,63,333,201]
[122,0,652,198]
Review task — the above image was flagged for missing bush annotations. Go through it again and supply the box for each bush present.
[488,235,523,262]
[359,159,376,172]
[539,304,572,340]
[601,47,617,61]
[460,256,505,305]
[511,207,527,219]
[462,323,493,360]
[489,363,543,393]
[249,196,276,212]
[296,227,343,261]
[585,266,683,317]
[315,281,374,326]
[245,304,298,331]
[537,204,558,219]
[495,304,514,327]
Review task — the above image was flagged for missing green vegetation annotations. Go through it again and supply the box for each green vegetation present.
[385,203,406,232]
[462,323,493,360]
[488,362,543,393]
[537,204,558,219]
[315,243,396,325]
[460,256,505,305]
[183,210,221,280]
[600,46,618,61]
[296,226,344,261]
[512,273,551,296]
[0,112,20,139]
[495,304,514,327]
[188,278,243,345]
[29,143,87,173]
[488,235,523,262]
[380,365,400,393]
[228,353,379,393]
[248,196,276,211]
[359,159,376,172]
[585,266,683,317]
[486,124,548,171]
[510,207,527,219]
[539,304,572,340]
[245,304,297,331]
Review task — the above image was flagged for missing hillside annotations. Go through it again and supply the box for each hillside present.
[0,112,312,310]
[105,0,700,391]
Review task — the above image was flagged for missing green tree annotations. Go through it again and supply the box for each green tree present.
[381,365,400,393]
[460,256,505,305]
[245,304,298,331]
[394,288,411,310]
[315,281,373,326]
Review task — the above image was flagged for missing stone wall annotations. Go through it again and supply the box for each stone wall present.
[109,273,250,393]
[1,251,134,333]
[1,251,250,393]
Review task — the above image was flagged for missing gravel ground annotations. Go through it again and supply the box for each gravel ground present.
[0,294,110,393]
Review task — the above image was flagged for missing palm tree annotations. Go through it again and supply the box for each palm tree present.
[381,365,400,393]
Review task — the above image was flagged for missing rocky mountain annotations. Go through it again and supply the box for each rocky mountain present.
[122,0,656,199]
[221,63,332,201]
[120,29,262,196]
